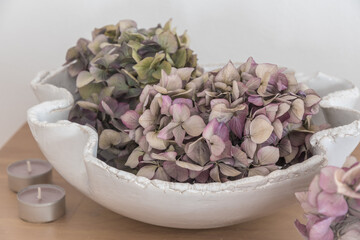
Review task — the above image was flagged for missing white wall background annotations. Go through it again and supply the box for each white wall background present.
[0,0,359,148]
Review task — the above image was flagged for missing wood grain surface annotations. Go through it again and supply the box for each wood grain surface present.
[1,124,359,240]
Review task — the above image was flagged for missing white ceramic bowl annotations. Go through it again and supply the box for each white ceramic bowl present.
[27,66,360,229]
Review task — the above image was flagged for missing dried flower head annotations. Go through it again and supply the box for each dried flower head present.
[295,156,360,240]
[66,19,199,167]
[119,57,322,183]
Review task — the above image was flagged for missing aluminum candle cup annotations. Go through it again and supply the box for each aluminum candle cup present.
[17,184,65,223]
[7,159,52,192]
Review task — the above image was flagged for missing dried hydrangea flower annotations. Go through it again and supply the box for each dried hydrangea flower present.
[66,20,323,183]
[116,57,322,183]
[295,157,360,240]
[66,19,200,168]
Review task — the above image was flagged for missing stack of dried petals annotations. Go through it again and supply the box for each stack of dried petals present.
[66,19,199,170]
[66,19,323,183]
[120,57,322,183]
[295,157,360,240]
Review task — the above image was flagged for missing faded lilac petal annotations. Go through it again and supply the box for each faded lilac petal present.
[295,192,318,214]
[255,63,278,79]
[159,115,171,129]
[317,192,348,217]
[319,166,339,193]
[219,163,241,177]
[100,100,115,117]
[265,132,281,145]
[243,118,251,136]
[250,115,274,144]
[185,139,210,166]
[195,169,210,183]
[189,169,202,179]
[289,131,306,147]
[279,137,292,157]
[137,165,157,179]
[203,119,220,140]
[158,121,179,140]
[284,146,299,163]
[343,164,360,186]
[305,94,321,108]
[209,103,234,123]
[305,214,321,233]
[232,146,249,167]
[294,219,308,238]
[182,115,206,137]
[171,67,194,81]
[160,69,183,91]
[151,151,177,161]
[241,138,257,159]
[137,136,149,152]
[265,104,278,122]
[343,156,358,168]
[274,73,288,91]
[248,166,271,177]
[145,131,169,150]
[210,140,232,161]
[240,57,257,74]
[229,113,247,139]
[248,95,263,106]
[276,103,291,118]
[272,119,283,139]
[173,125,186,146]
[143,125,155,135]
[153,167,171,181]
[335,168,360,199]
[150,94,162,116]
[172,98,193,108]
[290,98,305,122]
[125,147,143,168]
[210,99,230,108]
[176,161,203,171]
[120,110,139,130]
[161,95,172,116]
[246,77,261,91]
[210,165,221,182]
[308,217,335,240]
[214,61,240,85]
[139,85,152,103]
[232,80,240,100]
[172,104,190,123]
[340,224,360,240]
[209,135,226,156]
[98,129,123,149]
[166,74,183,91]
[103,98,129,119]
[117,19,137,31]
[348,198,360,217]
[139,109,156,128]
[253,107,267,118]
[308,175,322,207]
[257,146,280,165]
[215,122,230,141]
[163,161,189,182]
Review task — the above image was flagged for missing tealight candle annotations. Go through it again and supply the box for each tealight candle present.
[7,159,52,192]
[17,184,65,223]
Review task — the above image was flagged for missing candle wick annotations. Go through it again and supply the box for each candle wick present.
[26,160,32,173]
[37,187,42,200]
